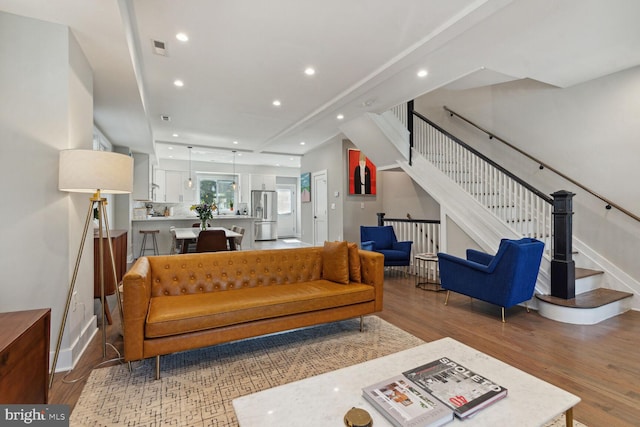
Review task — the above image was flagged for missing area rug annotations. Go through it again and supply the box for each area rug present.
[70,317,585,426]
[70,316,423,426]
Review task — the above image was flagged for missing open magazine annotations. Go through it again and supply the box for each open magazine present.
[362,375,454,427]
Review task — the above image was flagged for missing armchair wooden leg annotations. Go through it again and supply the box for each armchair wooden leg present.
[360,315,364,332]
[501,307,506,323]
[444,291,450,306]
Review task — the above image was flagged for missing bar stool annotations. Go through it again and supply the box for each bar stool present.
[139,229,160,257]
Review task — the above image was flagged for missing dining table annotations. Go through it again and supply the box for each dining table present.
[173,227,243,252]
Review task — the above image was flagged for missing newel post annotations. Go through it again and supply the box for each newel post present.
[551,190,576,299]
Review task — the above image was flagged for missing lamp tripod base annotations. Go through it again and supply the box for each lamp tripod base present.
[49,193,125,388]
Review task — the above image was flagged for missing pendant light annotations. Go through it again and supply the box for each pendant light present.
[186,146,193,189]
[232,150,237,190]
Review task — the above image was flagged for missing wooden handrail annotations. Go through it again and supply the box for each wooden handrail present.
[443,106,640,223]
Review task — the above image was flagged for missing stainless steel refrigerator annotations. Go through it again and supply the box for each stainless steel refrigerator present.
[252,190,278,240]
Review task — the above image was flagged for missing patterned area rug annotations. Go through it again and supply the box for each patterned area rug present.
[71,316,423,426]
[70,317,585,426]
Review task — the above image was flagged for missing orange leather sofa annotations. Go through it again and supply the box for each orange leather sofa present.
[122,243,384,378]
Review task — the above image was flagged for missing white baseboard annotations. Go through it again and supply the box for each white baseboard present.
[50,315,98,373]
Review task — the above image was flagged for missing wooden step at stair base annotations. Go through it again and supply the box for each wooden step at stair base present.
[536,288,631,309]
[536,288,633,325]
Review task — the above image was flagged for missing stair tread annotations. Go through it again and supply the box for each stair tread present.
[576,267,603,279]
[536,288,633,308]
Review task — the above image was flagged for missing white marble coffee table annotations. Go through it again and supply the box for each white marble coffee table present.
[233,337,580,427]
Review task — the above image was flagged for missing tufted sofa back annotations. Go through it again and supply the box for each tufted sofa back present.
[147,247,324,297]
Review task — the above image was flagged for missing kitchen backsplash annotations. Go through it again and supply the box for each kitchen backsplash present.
[132,201,246,218]
[132,201,196,217]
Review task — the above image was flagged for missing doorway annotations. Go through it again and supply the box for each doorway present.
[312,170,328,245]
[276,184,297,238]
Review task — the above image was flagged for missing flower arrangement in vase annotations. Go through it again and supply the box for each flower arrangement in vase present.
[190,202,217,230]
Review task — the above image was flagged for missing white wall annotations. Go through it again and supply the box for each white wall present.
[380,170,440,220]
[299,136,439,245]
[300,135,349,244]
[0,12,95,371]
[414,66,640,284]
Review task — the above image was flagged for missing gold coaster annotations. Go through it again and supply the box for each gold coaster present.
[344,407,373,427]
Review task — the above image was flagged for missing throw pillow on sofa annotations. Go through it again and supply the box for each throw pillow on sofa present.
[347,242,361,283]
[322,241,350,284]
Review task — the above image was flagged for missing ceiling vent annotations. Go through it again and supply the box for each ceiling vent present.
[152,39,168,56]
[160,115,171,122]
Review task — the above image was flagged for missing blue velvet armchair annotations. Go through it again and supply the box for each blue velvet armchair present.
[437,238,544,321]
[360,226,413,267]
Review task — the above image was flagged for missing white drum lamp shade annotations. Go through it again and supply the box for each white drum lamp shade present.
[59,149,133,194]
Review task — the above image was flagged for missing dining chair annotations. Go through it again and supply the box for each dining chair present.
[195,230,228,252]
[169,226,182,255]
[231,225,245,250]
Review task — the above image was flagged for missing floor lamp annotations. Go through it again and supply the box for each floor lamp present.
[49,149,133,388]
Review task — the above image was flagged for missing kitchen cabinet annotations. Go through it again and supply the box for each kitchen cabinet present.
[165,170,196,203]
[250,174,276,191]
[153,168,165,202]
[133,153,151,200]
[0,309,50,403]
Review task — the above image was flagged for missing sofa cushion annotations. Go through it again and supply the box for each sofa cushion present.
[347,242,361,283]
[145,281,375,338]
[322,241,349,284]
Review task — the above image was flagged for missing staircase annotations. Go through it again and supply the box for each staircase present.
[342,104,635,324]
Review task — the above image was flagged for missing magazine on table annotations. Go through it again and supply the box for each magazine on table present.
[402,357,508,419]
[362,375,454,427]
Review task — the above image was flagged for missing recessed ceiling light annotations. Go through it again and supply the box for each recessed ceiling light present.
[417,69,428,78]
[304,67,315,76]
[168,146,173,150]
[176,32,189,42]
[172,133,179,137]
[233,140,238,144]
[272,99,281,107]
[174,79,184,87]
[237,152,242,156]
[300,141,305,145]
[337,114,344,120]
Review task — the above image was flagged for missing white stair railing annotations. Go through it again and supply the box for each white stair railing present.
[391,104,553,251]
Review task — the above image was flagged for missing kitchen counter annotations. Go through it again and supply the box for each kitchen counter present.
[133,215,257,221]
[132,216,256,256]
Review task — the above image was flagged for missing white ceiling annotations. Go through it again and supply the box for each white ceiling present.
[2,0,640,167]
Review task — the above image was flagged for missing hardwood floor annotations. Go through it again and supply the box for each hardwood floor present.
[49,272,640,426]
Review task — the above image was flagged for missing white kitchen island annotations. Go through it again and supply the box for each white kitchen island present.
[132,215,256,257]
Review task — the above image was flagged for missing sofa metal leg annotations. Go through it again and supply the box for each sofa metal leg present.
[525,302,530,313]
[444,291,450,305]
[360,316,364,332]
[155,355,160,380]
[127,361,132,373]
[501,307,506,323]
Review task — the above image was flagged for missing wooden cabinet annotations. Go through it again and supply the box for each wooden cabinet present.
[94,230,127,324]
[0,309,51,403]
